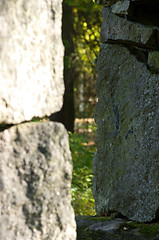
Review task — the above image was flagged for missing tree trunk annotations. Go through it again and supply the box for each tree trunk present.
[50,2,75,132]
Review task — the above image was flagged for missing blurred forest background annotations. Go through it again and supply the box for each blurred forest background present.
[50,0,102,132]
[50,0,102,215]
[59,0,102,215]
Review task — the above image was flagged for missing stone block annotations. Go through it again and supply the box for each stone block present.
[0,122,76,240]
[95,0,119,6]
[101,7,159,49]
[93,43,159,222]
[148,51,159,73]
[111,0,130,16]
[95,0,159,5]
[0,0,64,124]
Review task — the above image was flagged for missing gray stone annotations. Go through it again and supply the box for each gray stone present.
[0,122,76,240]
[111,0,130,15]
[95,0,119,5]
[93,43,159,222]
[95,0,159,5]
[148,51,159,73]
[0,0,64,125]
[87,219,125,233]
[101,7,159,49]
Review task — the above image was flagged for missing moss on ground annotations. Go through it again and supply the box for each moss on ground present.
[120,221,159,239]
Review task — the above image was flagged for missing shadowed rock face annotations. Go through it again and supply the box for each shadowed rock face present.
[94,44,159,222]
[93,0,159,222]
[0,122,76,240]
[95,0,119,6]
[95,0,159,6]
[101,7,159,49]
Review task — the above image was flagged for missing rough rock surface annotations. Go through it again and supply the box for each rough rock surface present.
[111,0,131,16]
[0,0,64,124]
[76,216,159,240]
[0,122,76,240]
[95,0,159,5]
[148,51,159,73]
[93,0,159,223]
[101,7,159,49]
[93,43,159,222]
[95,0,119,6]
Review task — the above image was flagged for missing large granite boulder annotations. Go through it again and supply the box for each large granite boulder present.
[0,122,76,240]
[93,43,159,222]
[93,0,159,223]
[0,0,64,124]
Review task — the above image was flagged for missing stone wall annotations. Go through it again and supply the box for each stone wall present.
[0,0,76,239]
[93,0,159,222]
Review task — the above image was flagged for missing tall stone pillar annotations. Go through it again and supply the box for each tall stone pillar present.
[93,0,159,222]
[0,0,76,239]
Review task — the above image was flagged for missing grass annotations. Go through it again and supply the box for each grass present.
[69,119,97,215]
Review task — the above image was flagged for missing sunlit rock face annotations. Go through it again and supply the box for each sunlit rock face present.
[0,0,64,124]
[0,0,76,239]
[0,122,76,240]
[93,0,159,222]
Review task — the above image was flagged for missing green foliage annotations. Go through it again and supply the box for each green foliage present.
[69,130,96,215]
[88,122,97,133]
[63,0,102,118]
